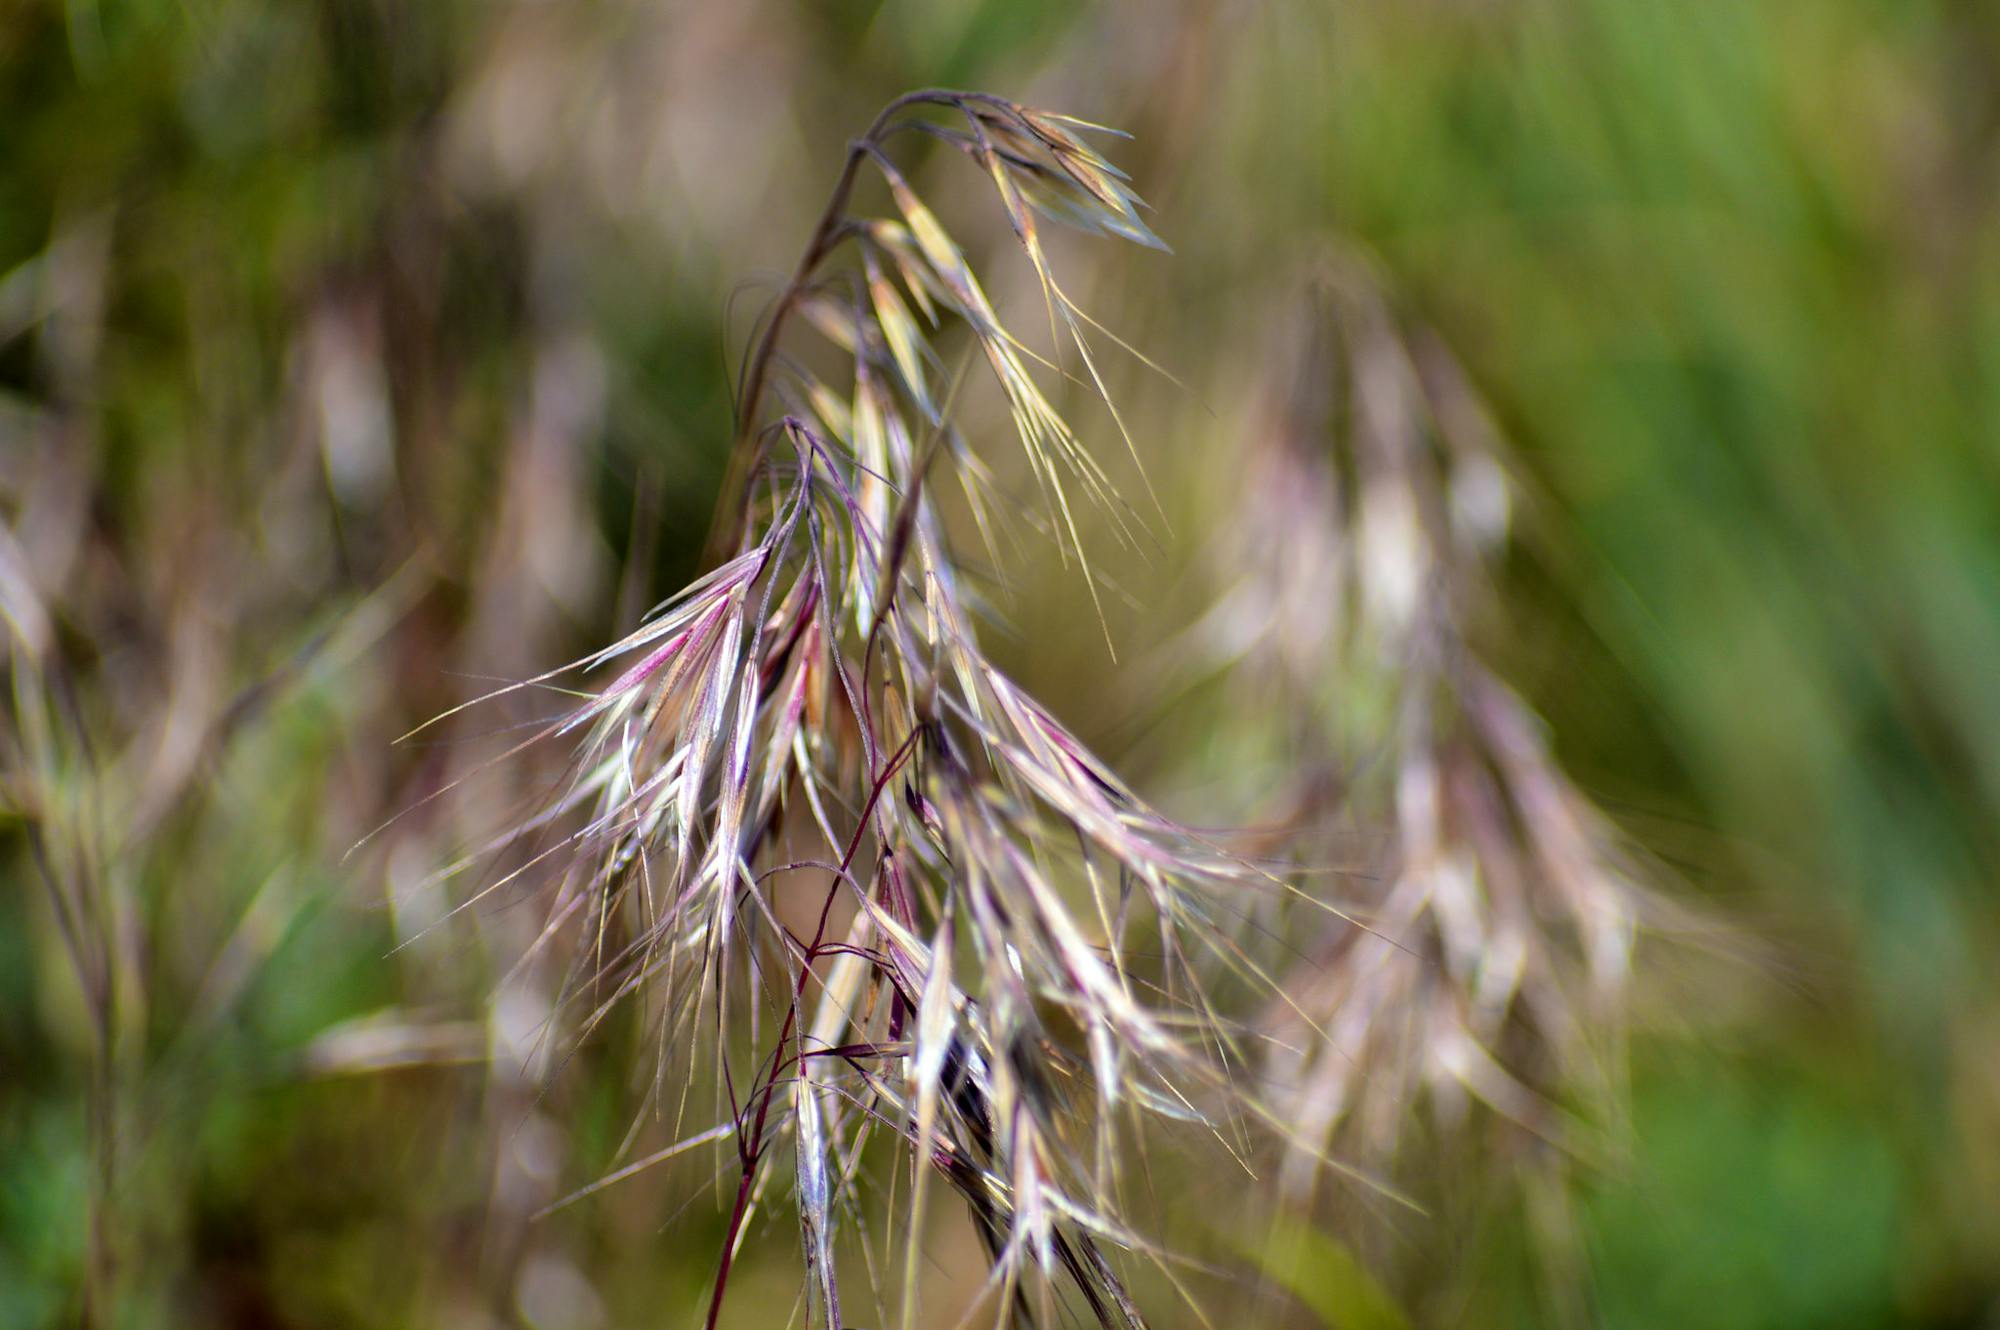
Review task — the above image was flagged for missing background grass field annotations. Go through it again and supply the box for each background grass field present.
[4,1,1998,1325]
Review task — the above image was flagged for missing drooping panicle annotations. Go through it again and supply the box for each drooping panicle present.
[436,91,1291,1330]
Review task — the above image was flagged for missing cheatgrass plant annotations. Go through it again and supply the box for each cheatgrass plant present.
[1191,259,1662,1191]
[417,91,1322,1330]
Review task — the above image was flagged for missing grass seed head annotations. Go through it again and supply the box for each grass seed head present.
[1199,258,1662,1189]
[439,91,1279,1330]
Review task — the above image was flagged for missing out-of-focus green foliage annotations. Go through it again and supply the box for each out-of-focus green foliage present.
[3,0,1997,1326]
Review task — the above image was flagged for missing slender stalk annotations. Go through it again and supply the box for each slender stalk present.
[25,712,120,1330]
[702,729,921,1330]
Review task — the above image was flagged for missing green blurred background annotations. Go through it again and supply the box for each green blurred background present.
[3,0,1997,1325]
